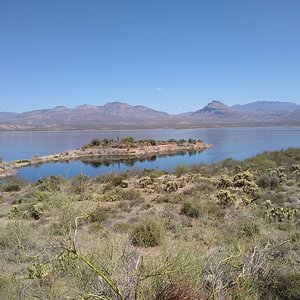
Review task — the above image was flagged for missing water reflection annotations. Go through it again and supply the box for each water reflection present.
[79,149,202,168]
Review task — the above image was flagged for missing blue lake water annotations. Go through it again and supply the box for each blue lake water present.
[1,126,300,181]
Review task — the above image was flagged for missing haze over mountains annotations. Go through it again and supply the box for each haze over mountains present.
[1,100,300,131]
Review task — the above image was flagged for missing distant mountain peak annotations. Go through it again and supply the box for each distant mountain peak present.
[52,105,68,111]
[104,101,129,106]
[204,100,229,110]
[74,104,99,110]
[194,100,230,114]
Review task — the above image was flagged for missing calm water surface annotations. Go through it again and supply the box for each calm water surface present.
[1,127,300,181]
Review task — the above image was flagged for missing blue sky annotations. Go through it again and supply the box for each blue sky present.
[1,0,300,113]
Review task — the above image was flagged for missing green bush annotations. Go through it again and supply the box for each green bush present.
[89,139,101,147]
[88,205,110,224]
[4,184,21,192]
[110,173,127,187]
[121,136,135,143]
[131,219,164,247]
[101,190,122,202]
[180,202,200,218]
[237,219,260,237]
[257,174,280,189]
[113,222,130,233]
[174,165,190,177]
[177,139,186,145]
[188,138,197,144]
[35,176,64,191]
[276,273,300,300]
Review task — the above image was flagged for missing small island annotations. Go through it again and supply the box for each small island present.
[0,137,211,178]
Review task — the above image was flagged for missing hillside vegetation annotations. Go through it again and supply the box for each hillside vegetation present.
[0,148,299,299]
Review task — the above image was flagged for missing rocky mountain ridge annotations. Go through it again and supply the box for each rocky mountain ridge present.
[1,100,300,130]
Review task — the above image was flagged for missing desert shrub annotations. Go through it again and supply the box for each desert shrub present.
[0,274,18,299]
[141,168,166,180]
[131,218,164,247]
[190,163,219,177]
[221,158,241,169]
[168,138,176,143]
[121,136,135,143]
[188,138,197,144]
[275,273,300,300]
[49,192,81,235]
[258,271,300,300]
[174,165,190,177]
[89,139,101,146]
[201,201,221,217]
[35,176,64,191]
[177,139,186,145]
[80,144,89,150]
[88,205,110,224]
[71,174,89,194]
[0,222,34,253]
[181,202,200,218]
[156,281,196,300]
[113,222,130,233]
[142,139,156,146]
[155,195,183,204]
[12,200,46,220]
[101,190,122,202]
[9,197,22,205]
[121,189,142,201]
[4,184,21,192]
[237,219,260,238]
[257,173,280,189]
[110,173,127,187]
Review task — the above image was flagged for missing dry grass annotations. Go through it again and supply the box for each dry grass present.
[0,148,299,299]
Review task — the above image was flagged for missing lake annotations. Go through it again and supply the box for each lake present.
[1,126,300,181]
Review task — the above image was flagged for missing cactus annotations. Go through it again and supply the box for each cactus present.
[267,207,296,222]
[165,181,178,193]
[216,189,236,206]
[138,177,153,188]
[218,175,233,188]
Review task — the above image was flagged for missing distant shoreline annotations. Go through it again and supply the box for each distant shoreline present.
[1,124,300,133]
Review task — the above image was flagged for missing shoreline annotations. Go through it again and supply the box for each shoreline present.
[1,124,300,133]
[0,139,211,179]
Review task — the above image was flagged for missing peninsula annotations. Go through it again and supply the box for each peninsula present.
[0,137,211,178]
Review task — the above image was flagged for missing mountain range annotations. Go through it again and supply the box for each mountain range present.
[1,100,300,130]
